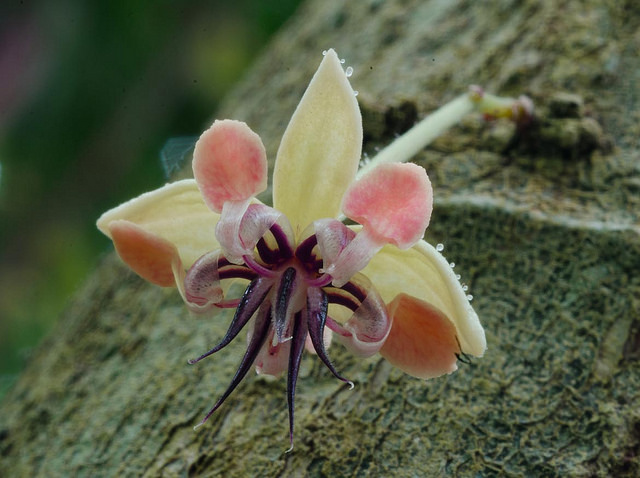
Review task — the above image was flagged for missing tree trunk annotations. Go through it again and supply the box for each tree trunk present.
[2,0,639,476]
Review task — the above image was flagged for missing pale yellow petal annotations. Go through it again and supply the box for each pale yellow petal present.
[273,49,362,236]
[362,237,486,357]
[97,179,219,269]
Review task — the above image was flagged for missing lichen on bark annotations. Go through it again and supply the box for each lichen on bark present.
[2,0,640,476]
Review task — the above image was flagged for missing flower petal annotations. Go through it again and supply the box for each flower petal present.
[314,218,356,265]
[319,164,433,287]
[97,179,220,275]
[342,163,433,248]
[362,237,486,357]
[193,119,268,213]
[273,49,362,235]
[240,204,295,262]
[326,273,391,357]
[183,250,225,308]
[380,293,460,379]
[108,220,181,287]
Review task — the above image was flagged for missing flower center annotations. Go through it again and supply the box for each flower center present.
[182,204,393,442]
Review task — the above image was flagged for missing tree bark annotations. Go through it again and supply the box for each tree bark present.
[2,0,640,476]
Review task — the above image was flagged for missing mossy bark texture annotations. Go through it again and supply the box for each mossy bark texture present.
[2,0,639,476]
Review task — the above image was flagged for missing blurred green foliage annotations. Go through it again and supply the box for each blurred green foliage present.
[0,0,302,397]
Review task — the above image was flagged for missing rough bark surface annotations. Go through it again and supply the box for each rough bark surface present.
[2,0,639,476]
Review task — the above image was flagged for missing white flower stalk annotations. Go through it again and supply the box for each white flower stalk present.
[358,85,534,179]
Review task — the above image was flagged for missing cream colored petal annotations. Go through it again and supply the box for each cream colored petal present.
[97,179,220,269]
[273,49,362,236]
[362,237,486,357]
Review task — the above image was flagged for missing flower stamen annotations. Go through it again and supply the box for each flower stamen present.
[193,301,272,431]
[273,267,298,344]
[286,310,308,450]
[306,287,354,387]
[187,276,273,364]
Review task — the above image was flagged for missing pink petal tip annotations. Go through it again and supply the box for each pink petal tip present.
[342,163,433,249]
[193,120,268,212]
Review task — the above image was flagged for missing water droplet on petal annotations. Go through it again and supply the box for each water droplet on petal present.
[353,90,359,96]
[462,284,468,291]
[455,274,461,280]
[345,66,353,77]
[449,262,456,268]
[322,50,327,56]
[340,58,346,64]
[466,294,474,301]
[436,243,444,252]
